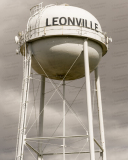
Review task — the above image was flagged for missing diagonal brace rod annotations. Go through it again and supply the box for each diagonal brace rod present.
[26,143,40,155]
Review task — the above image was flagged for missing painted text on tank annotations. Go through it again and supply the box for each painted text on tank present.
[46,17,98,31]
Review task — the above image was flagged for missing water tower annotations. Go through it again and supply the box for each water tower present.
[15,3,112,160]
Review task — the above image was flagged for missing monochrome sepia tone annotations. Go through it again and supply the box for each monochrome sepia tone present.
[14,2,112,160]
[0,0,128,160]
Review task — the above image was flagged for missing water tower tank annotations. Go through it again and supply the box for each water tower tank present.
[21,3,108,80]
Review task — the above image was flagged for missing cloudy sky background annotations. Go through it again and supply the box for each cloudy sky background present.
[0,0,128,160]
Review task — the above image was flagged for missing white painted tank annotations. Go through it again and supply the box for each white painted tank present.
[21,3,109,80]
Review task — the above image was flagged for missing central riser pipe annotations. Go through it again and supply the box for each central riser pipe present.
[63,80,66,160]
[38,75,45,160]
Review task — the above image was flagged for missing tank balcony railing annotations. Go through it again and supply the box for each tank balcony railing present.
[24,26,107,45]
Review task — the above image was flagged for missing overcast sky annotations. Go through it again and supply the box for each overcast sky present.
[0,0,128,160]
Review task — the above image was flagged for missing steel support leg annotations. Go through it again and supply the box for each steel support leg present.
[38,75,45,160]
[83,38,95,160]
[95,67,107,160]
[15,44,32,160]
[63,80,66,160]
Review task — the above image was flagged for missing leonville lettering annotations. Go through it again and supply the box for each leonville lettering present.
[46,17,98,31]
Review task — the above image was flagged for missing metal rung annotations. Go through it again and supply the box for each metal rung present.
[25,135,88,141]
[42,150,101,156]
